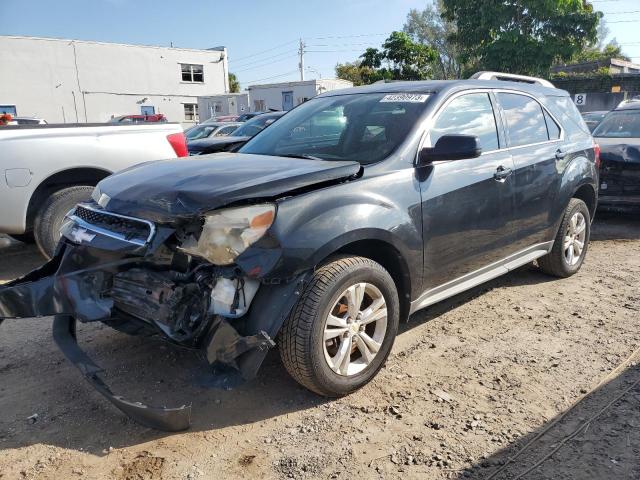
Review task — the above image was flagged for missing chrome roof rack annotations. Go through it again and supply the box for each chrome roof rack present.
[470,71,555,88]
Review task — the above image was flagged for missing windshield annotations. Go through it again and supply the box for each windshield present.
[593,110,640,138]
[233,114,279,137]
[185,125,217,140]
[239,93,429,163]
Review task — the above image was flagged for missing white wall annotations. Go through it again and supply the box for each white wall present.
[0,36,229,125]
[248,79,353,111]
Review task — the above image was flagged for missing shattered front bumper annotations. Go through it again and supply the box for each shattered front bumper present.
[0,239,306,431]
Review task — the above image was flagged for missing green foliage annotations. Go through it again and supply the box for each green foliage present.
[570,43,630,64]
[335,31,438,84]
[360,31,438,81]
[334,61,377,86]
[442,0,602,76]
[403,1,462,79]
[228,73,240,93]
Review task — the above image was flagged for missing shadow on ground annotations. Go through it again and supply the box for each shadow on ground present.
[0,214,638,458]
[455,363,640,479]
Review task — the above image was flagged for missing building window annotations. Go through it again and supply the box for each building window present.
[254,100,266,111]
[0,105,17,116]
[181,63,204,83]
[184,103,199,121]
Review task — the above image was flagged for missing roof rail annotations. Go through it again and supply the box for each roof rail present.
[470,71,555,88]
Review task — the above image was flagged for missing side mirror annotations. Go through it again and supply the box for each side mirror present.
[419,134,482,164]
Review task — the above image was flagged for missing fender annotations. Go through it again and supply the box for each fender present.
[237,168,424,298]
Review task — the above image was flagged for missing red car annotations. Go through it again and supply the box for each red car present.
[110,114,168,124]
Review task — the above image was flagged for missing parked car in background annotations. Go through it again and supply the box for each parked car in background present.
[202,115,239,123]
[110,114,168,124]
[593,102,640,212]
[581,111,608,132]
[0,122,187,257]
[12,117,48,125]
[184,122,241,142]
[0,73,598,431]
[188,111,285,155]
[236,111,267,122]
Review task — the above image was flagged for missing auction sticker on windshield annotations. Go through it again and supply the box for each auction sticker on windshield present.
[380,94,430,103]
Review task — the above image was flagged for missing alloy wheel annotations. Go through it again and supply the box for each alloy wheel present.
[323,283,388,376]
[563,211,587,266]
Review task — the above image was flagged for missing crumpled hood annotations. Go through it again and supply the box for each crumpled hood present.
[97,153,360,222]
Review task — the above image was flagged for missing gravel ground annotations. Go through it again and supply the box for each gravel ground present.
[0,213,638,480]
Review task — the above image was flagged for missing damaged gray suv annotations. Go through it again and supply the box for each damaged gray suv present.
[0,72,598,431]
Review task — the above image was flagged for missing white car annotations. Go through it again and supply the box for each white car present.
[0,122,187,257]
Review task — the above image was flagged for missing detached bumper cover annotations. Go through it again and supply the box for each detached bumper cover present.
[0,240,308,430]
[53,315,191,431]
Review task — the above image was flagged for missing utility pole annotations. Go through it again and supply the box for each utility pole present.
[298,38,305,81]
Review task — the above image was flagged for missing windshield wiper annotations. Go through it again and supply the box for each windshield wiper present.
[277,153,323,161]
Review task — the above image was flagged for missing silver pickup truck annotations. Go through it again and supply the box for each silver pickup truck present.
[0,123,187,257]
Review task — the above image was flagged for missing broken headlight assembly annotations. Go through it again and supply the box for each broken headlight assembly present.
[179,204,276,265]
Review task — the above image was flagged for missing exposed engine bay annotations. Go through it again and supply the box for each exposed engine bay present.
[0,202,307,431]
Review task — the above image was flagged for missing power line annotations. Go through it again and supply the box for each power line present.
[243,70,300,85]
[606,19,640,23]
[233,54,299,73]
[230,39,298,63]
[231,50,298,69]
[601,10,640,14]
[309,33,388,40]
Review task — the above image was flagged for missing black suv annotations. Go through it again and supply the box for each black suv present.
[0,72,598,431]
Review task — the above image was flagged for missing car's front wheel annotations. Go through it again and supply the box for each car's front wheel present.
[279,256,399,397]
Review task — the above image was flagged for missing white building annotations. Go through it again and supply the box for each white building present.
[247,79,353,111]
[198,93,250,122]
[0,35,229,125]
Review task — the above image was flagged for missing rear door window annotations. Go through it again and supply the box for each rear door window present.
[497,93,549,147]
[430,93,500,151]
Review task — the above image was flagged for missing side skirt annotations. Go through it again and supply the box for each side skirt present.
[409,242,553,315]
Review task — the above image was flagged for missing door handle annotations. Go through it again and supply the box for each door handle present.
[494,165,513,182]
[555,149,567,160]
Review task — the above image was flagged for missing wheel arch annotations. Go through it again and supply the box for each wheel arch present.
[572,183,597,220]
[320,237,412,322]
[25,167,111,232]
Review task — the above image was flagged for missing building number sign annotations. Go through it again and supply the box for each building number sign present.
[574,94,587,106]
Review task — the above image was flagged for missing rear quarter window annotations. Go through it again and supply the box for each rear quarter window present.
[541,96,591,140]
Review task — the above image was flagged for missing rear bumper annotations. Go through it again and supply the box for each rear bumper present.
[598,195,640,212]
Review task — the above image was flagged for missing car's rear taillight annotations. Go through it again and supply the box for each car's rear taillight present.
[167,132,188,157]
[594,142,601,169]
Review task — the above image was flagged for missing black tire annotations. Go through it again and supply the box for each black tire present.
[7,232,35,244]
[34,186,94,259]
[538,198,591,278]
[279,256,399,397]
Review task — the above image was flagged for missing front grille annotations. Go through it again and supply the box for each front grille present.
[72,205,154,244]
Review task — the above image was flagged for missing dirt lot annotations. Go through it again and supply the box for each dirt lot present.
[0,213,639,480]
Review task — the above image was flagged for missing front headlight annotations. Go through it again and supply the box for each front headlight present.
[179,204,276,265]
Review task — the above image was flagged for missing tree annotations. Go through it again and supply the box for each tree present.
[567,20,630,65]
[335,61,377,86]
[403,1,461,79]
[442,0,602,76]
[228,73,240,93]
[359,31,438,81]
[336,31,437,84]
[570,42,630,64]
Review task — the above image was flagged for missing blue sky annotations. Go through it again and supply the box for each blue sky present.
[1,0,639,89]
